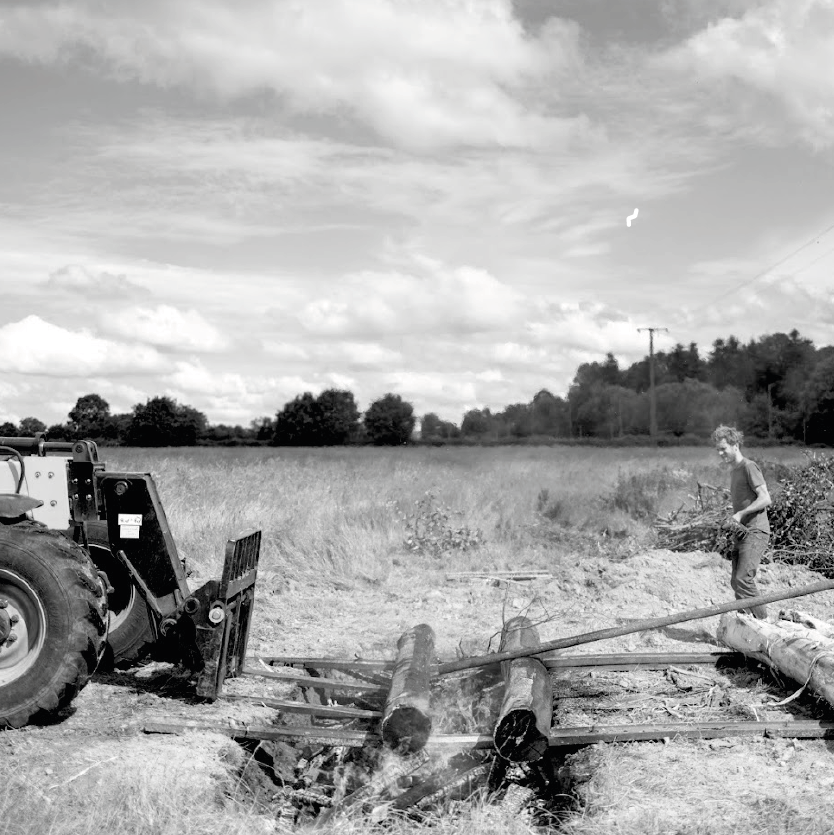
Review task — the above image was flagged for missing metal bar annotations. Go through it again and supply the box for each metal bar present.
[247,651,737,676]
[250,655,394,672]
[438,578,834,675]
[241,666,388,693]
[143,718,834,748]
[542,651,740,670]
[143,721,379,747]
[221,694,381,719]
[547,719,834,746]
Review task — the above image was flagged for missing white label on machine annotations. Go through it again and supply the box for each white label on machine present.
[120,524,141,539]
[118,514,142,526]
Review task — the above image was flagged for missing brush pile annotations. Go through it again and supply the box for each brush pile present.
[653,482,737,556]
[767,452,834,574]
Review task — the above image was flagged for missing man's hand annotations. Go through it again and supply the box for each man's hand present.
[722,516,748,538]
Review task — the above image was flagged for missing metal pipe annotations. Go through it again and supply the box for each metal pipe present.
[438,578,834,676]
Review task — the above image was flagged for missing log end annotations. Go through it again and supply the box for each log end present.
[494,709,549,763]
[381,706,432,755]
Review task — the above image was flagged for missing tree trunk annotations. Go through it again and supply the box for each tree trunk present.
[493,616,552,763]
[717,612,834,706]
[382,624,435,754]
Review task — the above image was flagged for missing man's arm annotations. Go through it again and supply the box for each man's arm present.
[733,484,771,524]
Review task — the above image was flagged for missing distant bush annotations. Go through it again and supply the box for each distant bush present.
[606,468,680,520]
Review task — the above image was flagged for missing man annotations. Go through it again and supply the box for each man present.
[711,425,772,620]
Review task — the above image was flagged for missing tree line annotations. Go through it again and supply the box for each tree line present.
[449,330,834,445]
[2,329,832,446]
[0,391,417,447]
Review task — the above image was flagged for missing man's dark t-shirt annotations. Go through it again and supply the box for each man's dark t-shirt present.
[731,458,770,534]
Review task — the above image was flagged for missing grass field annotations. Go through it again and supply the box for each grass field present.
[105,444,809,585]
[7,443,821,835]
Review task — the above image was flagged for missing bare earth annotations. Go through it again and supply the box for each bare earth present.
[9,547,834,832]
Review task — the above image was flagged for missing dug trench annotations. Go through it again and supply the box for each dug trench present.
[10,548,834,833]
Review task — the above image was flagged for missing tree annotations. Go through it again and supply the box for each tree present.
[250,416,275,442]
[125,397,207,446]
[801,354,834,445]
[18,417,46,436]
[273,393,323,446]
[68,393,114,440]
[0,421,17,436]
[530,390,567,436]
[46,423,72,440]
[364,394,415,445]
[460,408,493,438]
[316,389,360,445]
[420,413,442,440]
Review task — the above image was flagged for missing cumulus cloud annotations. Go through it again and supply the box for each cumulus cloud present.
[657,0,834,148]
[101,305,229,352]
[526,302,650,357]
[297,257,527,338]
[0,0,591,152]
[0,316,168,376]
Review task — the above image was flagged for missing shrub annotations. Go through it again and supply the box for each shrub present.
[402,491,484,557]
[768,452,834,573]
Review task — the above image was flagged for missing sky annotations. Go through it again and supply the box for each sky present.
[1,0,834,428]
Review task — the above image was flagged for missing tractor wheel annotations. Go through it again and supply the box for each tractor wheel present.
[73,521,154,666]
[0,523,108,728]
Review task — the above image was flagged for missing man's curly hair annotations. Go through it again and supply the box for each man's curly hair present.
[711,424,744,447]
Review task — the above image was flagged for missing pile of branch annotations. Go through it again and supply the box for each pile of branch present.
[654,483,735,554]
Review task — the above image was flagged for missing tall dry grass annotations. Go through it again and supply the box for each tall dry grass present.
[104,444,806,588]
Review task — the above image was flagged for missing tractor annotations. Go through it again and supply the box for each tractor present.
[0,435,261,728]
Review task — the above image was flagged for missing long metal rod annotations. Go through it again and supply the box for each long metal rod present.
[548,719,834,746]
[250,650,737,675]
[241,665,388,693]
[543,651,739,670]
[438,578,834,675]
[143,718,834,748]
[221,693,382,719]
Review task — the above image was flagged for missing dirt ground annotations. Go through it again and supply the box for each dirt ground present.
[11,547,834,831]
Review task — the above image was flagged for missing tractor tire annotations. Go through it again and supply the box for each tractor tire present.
[0,523,108,728]
[71,521,154,667]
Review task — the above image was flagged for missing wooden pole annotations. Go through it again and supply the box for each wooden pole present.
[718,612,834,706]
[382,624,435,754]
[493,616,552,763]
[438,578,834,676]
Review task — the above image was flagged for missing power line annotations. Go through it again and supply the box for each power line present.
[690,220,834,316]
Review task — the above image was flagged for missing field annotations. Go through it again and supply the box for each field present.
[3,443,833,835]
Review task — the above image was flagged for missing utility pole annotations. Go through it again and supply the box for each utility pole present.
[767,382,775,439]
[637,326,669,441]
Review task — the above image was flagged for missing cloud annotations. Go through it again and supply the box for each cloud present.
[526,302,651,357]
[101,305,229,352]
[337,342,403,367]
[45,264,143,297]
[0,0,591,152]
[656,0,834,148]
[0,316,168,376]
[296,256,527,338]
[262,341,310,361]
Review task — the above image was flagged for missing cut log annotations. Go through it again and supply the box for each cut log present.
[779,610,834,639]
[717,612,834,707]
[493,616,552,763]
[381,624,435,755]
